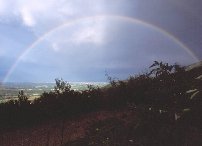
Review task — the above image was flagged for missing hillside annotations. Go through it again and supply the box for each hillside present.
[0,61,201,146]
[185,61,202,71]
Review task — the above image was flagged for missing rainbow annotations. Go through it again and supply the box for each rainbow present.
[3,15,199,82]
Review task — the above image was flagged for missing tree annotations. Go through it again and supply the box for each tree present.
[17,90,29,107]
[54,78,71,94]
[149,61,174,77]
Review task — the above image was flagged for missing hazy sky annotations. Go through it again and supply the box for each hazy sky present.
[0,0,202,82]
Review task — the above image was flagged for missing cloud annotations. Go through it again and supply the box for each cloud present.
[16,0,61,28]
[0,0,5,14]
[20,7,35,26]
[0,0,110,57]
[70,23,106,45]
[37,17,108,53]
[1,0,200,82]
[51,43,60,52]
[0,0,106,31]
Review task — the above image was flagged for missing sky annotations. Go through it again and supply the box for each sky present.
[0,0,202,82]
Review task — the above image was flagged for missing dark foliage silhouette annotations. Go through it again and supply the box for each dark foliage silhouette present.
[0,61,202,146]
